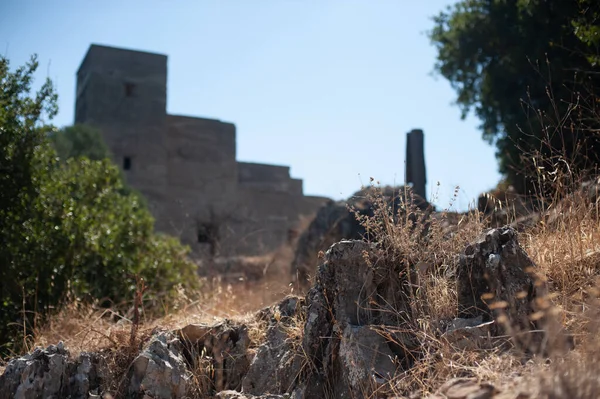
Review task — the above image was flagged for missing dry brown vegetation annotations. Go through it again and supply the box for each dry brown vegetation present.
[26,250,298,353]
[334,175,600,398]
[1,243,298,395]
[5,165,600,398]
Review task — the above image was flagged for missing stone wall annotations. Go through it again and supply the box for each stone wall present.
[160,115,238,255]
[238,162,302,195]
[74,44,329,259]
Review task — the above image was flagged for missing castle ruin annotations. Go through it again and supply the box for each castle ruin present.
[406,129,426,200]
[74,44,329,259]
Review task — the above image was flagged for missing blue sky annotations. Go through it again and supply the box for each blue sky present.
[1,0,502,211]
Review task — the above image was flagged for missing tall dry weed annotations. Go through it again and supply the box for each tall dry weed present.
[345,158,600,397]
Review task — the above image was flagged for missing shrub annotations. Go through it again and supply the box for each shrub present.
[0,55,198,356]
[49,124,112,162]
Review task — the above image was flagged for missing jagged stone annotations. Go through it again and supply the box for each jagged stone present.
[291,199,363,289]
[254,296,303,324]
[338,324,397,393]
[243,297,303,395]
[455,227,576,355]
[299,240,418,398]
[457,227,546,335]
[69,352,102,398]
[1,226,575,398]
[176,320,251,392]
[0,341,103,399]
[242,325,302,395]
[292,186,430,289]
[128,332,190,398]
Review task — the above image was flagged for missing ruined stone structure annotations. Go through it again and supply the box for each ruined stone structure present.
[406,129,427,200]
[74,44,329,258]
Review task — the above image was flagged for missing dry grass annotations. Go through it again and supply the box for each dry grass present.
[535,337,600,398]
[9,167,600,398]
[352,183,486,323]
[19,241,298,398]
[341,175,600,398]
[348,184,493,396]
[31,269,295,353]
[23,275,290,398]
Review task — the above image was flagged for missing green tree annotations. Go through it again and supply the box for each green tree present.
[1,54,58,355]
[0,55,198,356]
[49,124,112,162]
[429,0,600,197]
[49,123,148,207]
[572,0,600,65]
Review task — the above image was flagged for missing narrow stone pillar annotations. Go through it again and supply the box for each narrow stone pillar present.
[406,129,427,200]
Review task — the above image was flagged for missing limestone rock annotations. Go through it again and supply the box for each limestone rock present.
[299,240,418,398]
[1,226,571,398]
[292,186,430,289]
[0,341,102,399]
[128,332,190,399]
[176,320,251,392]
[242,326,301,395]
[243,297,303,395]
[291,199,363,288]
[69,352,102,398]
[424,378,535,399]
[338,324,397,394]
[457,227,545,335]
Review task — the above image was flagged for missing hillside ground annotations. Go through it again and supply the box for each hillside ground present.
[3,181,600,398]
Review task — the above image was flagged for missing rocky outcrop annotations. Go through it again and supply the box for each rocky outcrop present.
[290,199,363,288]
[0,227,566,398]
[129,332,190,398]
[0,342,103,399]
[294,239,422,398]
[242,297,304,395]
[455,227,574,354]
[216,391,290,399]
[291,186,430,289]
[457,227,544,327]
[176,320,252,393]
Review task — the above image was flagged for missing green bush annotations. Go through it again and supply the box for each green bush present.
[49,123,149,210]
[0,55,198,356]
[49,124,112,162]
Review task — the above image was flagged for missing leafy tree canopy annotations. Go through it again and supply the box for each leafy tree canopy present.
[49,124,112,162]
[573,0,600,65]
[429,0,600,196]
[49,123,148,206]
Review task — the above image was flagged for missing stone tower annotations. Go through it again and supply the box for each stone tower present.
[75,45,170,222]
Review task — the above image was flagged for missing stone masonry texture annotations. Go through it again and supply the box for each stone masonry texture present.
[75,44,329,259]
